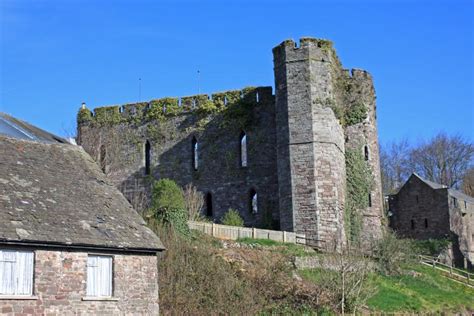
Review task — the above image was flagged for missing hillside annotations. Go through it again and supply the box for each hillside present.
[155,229,474,315]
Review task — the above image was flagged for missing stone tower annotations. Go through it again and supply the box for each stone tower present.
[273,38,347,249]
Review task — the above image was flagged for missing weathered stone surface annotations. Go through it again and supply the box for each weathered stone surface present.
[0,250,159,315]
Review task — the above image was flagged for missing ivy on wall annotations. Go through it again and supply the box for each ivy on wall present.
[345,147,374,243]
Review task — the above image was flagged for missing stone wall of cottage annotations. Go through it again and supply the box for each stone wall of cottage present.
[0,249,159,315]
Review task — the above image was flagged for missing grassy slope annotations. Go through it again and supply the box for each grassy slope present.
[366,265,474,313]
[239,239,474,313]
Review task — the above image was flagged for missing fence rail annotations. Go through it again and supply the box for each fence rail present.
[188,221,306,245]
[419,255,473,287]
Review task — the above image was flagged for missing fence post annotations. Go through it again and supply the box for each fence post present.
[283,231,287,243]
[252,228,256,239]
[432,258,435,268]
[212,223,216,237]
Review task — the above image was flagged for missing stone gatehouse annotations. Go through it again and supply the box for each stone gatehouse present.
[77,37,384,249]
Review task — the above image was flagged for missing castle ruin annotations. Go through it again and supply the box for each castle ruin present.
[77,37,384,249]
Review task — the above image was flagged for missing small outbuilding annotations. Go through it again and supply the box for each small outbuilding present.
[388,173,474,269]
[0,113,164,315]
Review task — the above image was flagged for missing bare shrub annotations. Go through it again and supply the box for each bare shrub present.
[372,229,416,275]
[316,245,376,314]
[183,184,204,221]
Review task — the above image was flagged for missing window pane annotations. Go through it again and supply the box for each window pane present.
[87,256,98,296]
[0,250,15,295]
[15,251,33,295]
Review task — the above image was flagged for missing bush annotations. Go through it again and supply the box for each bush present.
[221,208,244,226]
[413,238,451,256]
[150,179,189,236]
[372,230,416,275]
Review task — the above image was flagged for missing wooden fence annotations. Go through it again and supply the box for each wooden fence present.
[419,255,473,287]
[188,221,306,245]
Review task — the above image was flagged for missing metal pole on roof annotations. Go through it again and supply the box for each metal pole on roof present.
[197,70,200,95]
[139,78,142,102]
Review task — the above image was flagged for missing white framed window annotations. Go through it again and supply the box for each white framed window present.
[0,250,34,296]
[86,255,113,297]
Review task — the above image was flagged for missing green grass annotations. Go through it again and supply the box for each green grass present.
[299,264,474,313]
[366,265,474,313]
[236,237,319,257]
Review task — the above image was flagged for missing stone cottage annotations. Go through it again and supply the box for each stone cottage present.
[0,113,164,315]
[389,173,474,269]
[77,37,384,250]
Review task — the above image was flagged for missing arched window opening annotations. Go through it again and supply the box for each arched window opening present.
[240,131,248,167]
[145,140,151,175]
[368,193,372,207]
[249,189,258,214]
[192,137,198,171]
[205,192,213,217]
[99,145,106,173]
[424,218,428,228]
[364,145,369,161]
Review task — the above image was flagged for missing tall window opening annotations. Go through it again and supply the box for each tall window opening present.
[249,189,258,214]
[99,145,106,173]
[240,131,248,167]
[424,218,428,228]
[206,192,213,217]
[364,145,369,161]
[192,137,199,171]
[145,140,151,175]
[411,219,415,230]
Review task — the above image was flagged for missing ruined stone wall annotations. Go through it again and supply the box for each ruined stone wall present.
[389,177,450,239]
[77,37,384,247]
[0,249,159,315]
[273,38,347,249]
[78,87,280,228]
[448,195,474,268]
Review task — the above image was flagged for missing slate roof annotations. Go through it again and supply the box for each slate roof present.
[0,134,164,252]
[412,173,447,190]
[411,173,474,206]
[0,112,68,144]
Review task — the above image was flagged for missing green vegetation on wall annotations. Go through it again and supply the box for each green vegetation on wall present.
[345,147,374,242]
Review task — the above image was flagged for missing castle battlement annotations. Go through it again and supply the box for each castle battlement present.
[78,86,274,125]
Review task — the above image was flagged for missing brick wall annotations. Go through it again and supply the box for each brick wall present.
[0,249,159,315]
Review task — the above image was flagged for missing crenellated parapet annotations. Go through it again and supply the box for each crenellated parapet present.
[77,86,274,126]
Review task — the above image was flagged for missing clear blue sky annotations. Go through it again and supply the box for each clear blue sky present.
[1,0,473,144]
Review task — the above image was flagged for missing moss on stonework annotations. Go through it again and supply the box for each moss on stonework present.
[94,106,124,125]
[345,147,374,243]
[77,108,93,124]
[345,102,368,126]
